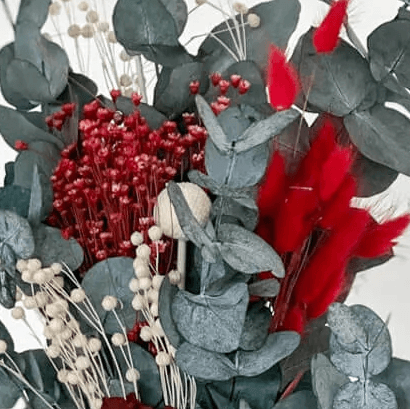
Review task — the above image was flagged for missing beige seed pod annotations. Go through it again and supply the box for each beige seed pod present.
[134,263,150,279]
[70,288,86,303]
[139,277,152,291]
[120,74,132,87]
[136,244,151,259]
[59,328,73,341]
[23,296,37,309]
[35,291,49,308]
[68,24,81,38]
[86,10,99,23]
[49,318,65,334]
[111,333,126,346]
[11,307,25,320]
[247,13,261,28]
[88,337,102,353]
[73,334,88,348]
[27,259,41,272]
[130,231,144,246]
[150,303,159,317]
[129,278,140,292]
[155,351,171,367]
[102,295,117,311]
[148,226,163,241]
[233,2,249,14]
[21,271,34,284]
[168,270,181,286]
[46,345,61,359]
[119,49,131,62]
[126,368,141,382]
[81,24,95,38]
[51,263,63,275]
[57,369,69,383]
[67,371,79,385]
[49,2,61,16]
[132,294,144,311]
[75,356,91,370]
[139,326,152,342]
[97,21,110,32]
[147,288,158,304]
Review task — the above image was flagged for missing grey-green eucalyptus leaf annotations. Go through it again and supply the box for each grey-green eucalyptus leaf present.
[217,223,285,276]
[172,282,249,353]
[27,165,43,226]
[0,367,22,409]
[175,342,236,381]
[248,278,280,298]
[16,0,51,29]
[273,390,318,409]
[333,380,397,409]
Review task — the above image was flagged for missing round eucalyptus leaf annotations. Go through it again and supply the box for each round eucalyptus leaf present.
[0,368,22,408]
[161,0,188,36]
[248,278,280,298]
[172,283,249,353]
[0,210,34,259]
[16,0,51,29]
[0,185,31,219]
[175,342,236,381]
[81,257,135,333]
[333,380,397,409]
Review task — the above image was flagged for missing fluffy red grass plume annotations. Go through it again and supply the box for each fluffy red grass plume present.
[313,0,349,53]
[267,45,299,111]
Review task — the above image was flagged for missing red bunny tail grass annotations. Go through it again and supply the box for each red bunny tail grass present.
[354,214,410,258]
[293,207,371,305]
[319,147,353,201]
[313,0,349,53]
[274,304,306,334]
[268,45,299,111]
[319,175,356,229]
[258,151,287,216]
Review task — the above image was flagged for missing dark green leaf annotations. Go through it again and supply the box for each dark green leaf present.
[158,276,182,348]
[33,224,83,271]
[311,353,349,409]
[208,387,237,409]
[154,62,204,116]
[198,0,300,74]
[175,342,236,381]
[114,343,162,407]
[344,104,410,176]
[172,282,249,353]
[0,185,31,218]
[27,165,43,226]
[248,278,280,298]
[373,358,410,409]
[273,390,318,409]
[161,0,188,36]
[217,223,285,276]
[16,0,51,28]
[237,332,300,377]
[239,302,271,351]
[0,367,22,408]
[293,28,377,116]
[81,257,135,333]
[333,380,397,409]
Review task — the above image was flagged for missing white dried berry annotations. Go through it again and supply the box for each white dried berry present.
[101,295,117,311]
[139,326,152,342]
[88,337,102,352]
[11,307,25,320]
[132,294,145,311]
[126,368,141,382]
[86,10,99,23]
[16,259,28,272]
[107,31,117,43]
[150,303,159,317]
[46,345,61,358]
[111,333,126,346]
[73,334,88,348]
[130,231,144,246]
[168,270,181,286]
[233,2,249,14]
[68,24,81,38]
[134,263,151,279]
[247,13,261,28]
[35,291,49,308]
[49,318,65,334]
[154,183,211,239]
[59,328,73,341]
[155,351,171,367]
[57,369,69,383]
[139,277,152,291]
[152,275,164,290]
[71,288,86,303]
[129,278,140,292]
[148,226,163,241]
[81,23,95,38]
[136,244,151,259]
[49,2,61,16]
[120,74,132,87]
[27,259,41,272]
[51,276,64,289]
[67,371,79,385]
[119,49,131,62]
[91,398,102,409]
[23,296,37,309]
[78,1,88,11]
[76,356,91,370]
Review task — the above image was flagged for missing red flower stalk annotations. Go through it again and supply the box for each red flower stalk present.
[313,0,349,53]
[267,46,299,111]
[257,119,410,333]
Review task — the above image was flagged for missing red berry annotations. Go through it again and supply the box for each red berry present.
[210,72,222,86]
[219,79,230,95]
[62,103,76,115]
[230,74,242,87]
[189,80,200,94]
[14,140,28,150]
[238,79,251,94]
[110,89,121,102]
[132,93,142,106]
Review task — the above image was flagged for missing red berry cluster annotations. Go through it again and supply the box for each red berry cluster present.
[127,320,158,356]
[48,94,206,271]
[45,103,76,131]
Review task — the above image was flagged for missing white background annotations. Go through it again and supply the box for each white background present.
[0,2,409,407]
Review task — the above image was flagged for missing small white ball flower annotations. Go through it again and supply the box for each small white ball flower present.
[75,356,91,370]
[71,288,86,303]
[168,270,181,286]
[111,333,126,346]
[155,351,171,367]
[81,23,95,38]
[45,303,61,318]
[73,334,88,348]
[0,340,7,354]
[88,337,102,353]
[27,259,41,273]
[102,295,118,311]
[152,275,164,290]
[11,307,25,320]
[120,74,132,87]
[86,10,99,23]
[136,244,151,260]
[132,294,144,311]
[247,13,261,28]
[57,369,69,383]
[139,326,152,342]
[35,291,48,308]
[97,21,110,32]
[150,303,159,317]
[130,231,144,246]
[148,226,163,241]
[129,278,140,292]
[49,2,61,16]
[33,270,47,285]
[68,24,81,38]
[134,263,150,279]
[67,371,79,385]
[107,31,117,43]
[233,2,249,14]
[154,183,211,239]
[23,296,37,309]
[51,276,64,289]
[46,345,61,359]
[59,328,73,341]
[49,318,65,334]
[16,259,28,272]
[51,263,63,275]
[126,368,141,382]
[78,1,88,11]
[147,288,158,304]
[21,271,34,284]
[139,277,152,291]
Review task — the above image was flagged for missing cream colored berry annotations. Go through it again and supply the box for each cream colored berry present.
[23,296,37,309]
[120,74,132,87]
[67,319,80,331]
[11,307,25,320]
[73,334,88,348]
[148,226,163,241]
[154,183,211,239]
[139,277,152,291]
[27,259,41,272]
[76,356,91,370]
[233,2,249,13]
[134,263,150,279]
[156,351,171,367]
[130,231,144,246]
[126,368,141,382]
[81,24,95,38]
[49,2,61,16]
[51,263,63,274]
[0,340,7,354]
[71,288,86,303]
[86,10,99,23]
[15,288,23,302]
[88,337,102,352]
[33,270,47,285]
[152,275,164,290]
[247,13,261,28]
[67,371,79,385]
[46,345,61,358]
[59,328,73,341]
[91,398,102,409]
[102,295,117,311]
[43,326,54,340]
[132,294,144,311]
[78,1,88,11]
[136,244,151,259]
[123,87,133,98]
[129,278,140,292]
[57,369,69,383]
[16,259,28,272]
[111,333,126,346]
[49,318,65,334]
[21,271,34,284]
[168,270,181,286]
[153,319,165,337]
[97,21,110,32]
[68,24,81,38]
[140,326,152,342]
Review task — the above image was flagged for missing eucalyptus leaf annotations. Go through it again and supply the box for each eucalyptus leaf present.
[0,105,64,150]
[158,276,182,348]
[114,343,162,407]
[175,342,236,381]
[273,390,318,409]
[16,0,51,28]
[198,0,300,74]
[217,223,285,276]
[0,185,31,218]
[0,367,23,409]
[311,353,349,409]
[293,28,377,116]
[27,165,43,226]
[248,278,280,298]
[344,104,410,176]
[239,302,271,351]
[32,224,83,271]
[237,332,300,377]
[0,269,16,308]
[161,0,188,36]
[333,380,397,409]
[81,257,135,333]
[208,387,237,409]
[172,282,249,353]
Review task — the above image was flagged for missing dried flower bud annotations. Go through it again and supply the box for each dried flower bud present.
[76,356,91,370]
[67,371,79,385]
[11,307,25,320]
[0,340,7,354]
[129,278,140,292]
[111,333,126,346]
[139,277,152,291]
[49,318,65,334]
[46,345,61,358]
[148,226,163,241]
[71,288,86,303]
[233,2,249,13]
[154,183,211,239]
[73,334,88,348]
[21,271,34,284]
[247,13,261,28]
[81,24,95,38]
[86,10,99,23]
[130,231,144,246]
[126,368,141,382]
[168,270,181,285]
[68,24,81,38]
[57,369,69,383]
[88,337,102,352]
[120,74,132,87]
[140,326,152,342]
[107,31,117,43]
[132,294,145,311]
[155,351,171,367]
[102,295,117,311]
[97,21,110,32]
[16,259,28,272]
[27,259,41,272]
[78,1,88,11]
[23,296,37,309]
[152,275,164,290]
[136,244,151,259]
